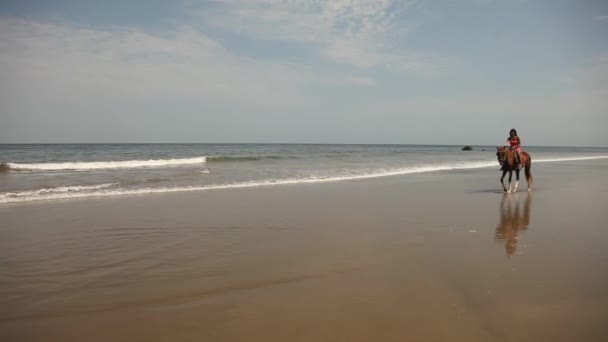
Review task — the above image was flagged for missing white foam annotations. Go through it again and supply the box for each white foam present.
[534,156,608,162]
[1,183,118,200]
[7,157,207,171]
[1,156,607,204]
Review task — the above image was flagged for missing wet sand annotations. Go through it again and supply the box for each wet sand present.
[1,161,607,341]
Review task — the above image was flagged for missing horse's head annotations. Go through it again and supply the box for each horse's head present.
[496,146,515,168]
[496,146,506,166]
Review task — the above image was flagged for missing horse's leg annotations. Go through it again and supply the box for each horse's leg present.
[507,170,513,193]
[514,169,520,192]
[500,170,508,192]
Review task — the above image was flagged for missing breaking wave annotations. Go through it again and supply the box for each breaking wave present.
[1,183,118,201]
[534,156,608,162]
[4,157,207,171]
[1,155,300,171]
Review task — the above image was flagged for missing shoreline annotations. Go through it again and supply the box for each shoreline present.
[2,156,608,205]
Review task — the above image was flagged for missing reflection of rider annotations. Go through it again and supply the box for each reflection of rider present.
[504,128,522,169]
[495,193,531,257]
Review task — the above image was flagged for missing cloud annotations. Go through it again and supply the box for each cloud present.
[204,0,397,41]
[0,18,374,109]
[198,0,442,72]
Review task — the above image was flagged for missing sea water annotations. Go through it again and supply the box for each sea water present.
[1,144,607,204]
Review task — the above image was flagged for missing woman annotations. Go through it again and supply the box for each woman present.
[504,128,522,168]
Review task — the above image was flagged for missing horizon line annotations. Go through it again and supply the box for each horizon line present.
[1,142,607,148]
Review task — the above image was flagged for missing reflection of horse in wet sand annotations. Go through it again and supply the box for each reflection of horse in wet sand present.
[495,193,532,257]
[496,146,533,193]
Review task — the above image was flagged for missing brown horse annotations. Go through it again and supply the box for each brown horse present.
[496,147,533,193]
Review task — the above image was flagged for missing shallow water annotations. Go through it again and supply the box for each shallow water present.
[2,144,607,203]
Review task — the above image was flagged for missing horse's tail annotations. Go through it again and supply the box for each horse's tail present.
[523,153,533,188]
[525,163,532,180]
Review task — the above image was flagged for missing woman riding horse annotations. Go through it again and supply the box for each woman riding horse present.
[497,129,533,193]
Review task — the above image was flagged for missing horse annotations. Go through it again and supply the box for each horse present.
[496,147,533,193]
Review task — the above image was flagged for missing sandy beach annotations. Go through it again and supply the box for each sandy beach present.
[1,160,607,342]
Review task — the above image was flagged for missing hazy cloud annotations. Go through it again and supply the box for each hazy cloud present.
[0,18,375,108]
[198,0,443,72]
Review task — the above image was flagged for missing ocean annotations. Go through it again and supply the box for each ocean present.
[1,144,607,204]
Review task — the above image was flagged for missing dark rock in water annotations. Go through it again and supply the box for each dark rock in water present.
[461,146,473,151]
[0,162,10,173]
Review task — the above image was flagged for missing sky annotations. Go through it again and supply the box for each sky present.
[0,0,607,146]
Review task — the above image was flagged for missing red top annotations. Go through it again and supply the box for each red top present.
[508,136,521,151]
